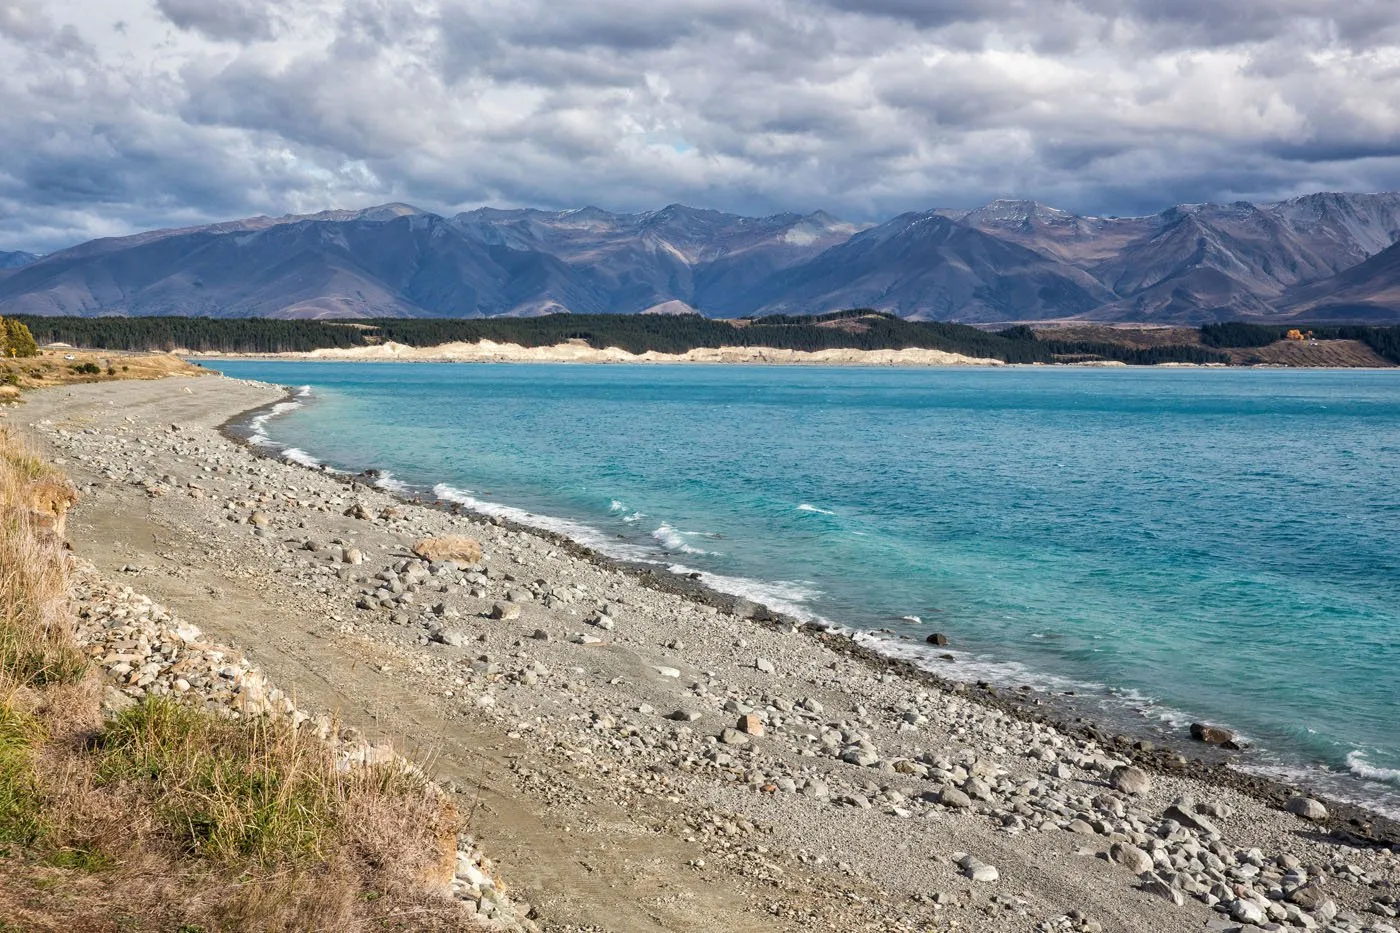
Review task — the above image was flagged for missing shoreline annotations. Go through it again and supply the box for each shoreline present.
[191,351,1400,372]
[224,383,1400,846]
[20,374,1400,932]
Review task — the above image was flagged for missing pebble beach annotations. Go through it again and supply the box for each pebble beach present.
[11,374,1400,933]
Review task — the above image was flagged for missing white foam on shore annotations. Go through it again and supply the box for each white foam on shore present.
[434,483,655,561]
[1348,751,1400,785]
[281,447,321,468]
[667,564,825,622]
[246,385,314,446]
[652,523,714,556]
[373,471,414,496]
[1245,760,1400,821]
[796,503,836,515]
[247,399,303,446]
[859,629,1102,696]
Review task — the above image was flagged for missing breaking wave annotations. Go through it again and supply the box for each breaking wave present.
[433,483,654,561]
[652,523,714,555]
[1347,751,1400,786]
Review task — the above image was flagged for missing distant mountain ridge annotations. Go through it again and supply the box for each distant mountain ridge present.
[0,251,39,271]
[3,193,1400,323]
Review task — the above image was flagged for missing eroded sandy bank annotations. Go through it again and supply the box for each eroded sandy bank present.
[197,340,1005,366]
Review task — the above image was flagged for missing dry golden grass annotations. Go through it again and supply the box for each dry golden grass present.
[0,429,474,932]
[0,348,206,398]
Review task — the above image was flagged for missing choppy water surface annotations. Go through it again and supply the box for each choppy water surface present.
[208,360,1400,814]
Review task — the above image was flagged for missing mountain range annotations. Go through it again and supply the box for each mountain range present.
[3,193,1400,323]
[0,251,38,271]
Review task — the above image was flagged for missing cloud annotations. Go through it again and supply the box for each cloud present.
[0,0,1397,252]
[154,0,281,42]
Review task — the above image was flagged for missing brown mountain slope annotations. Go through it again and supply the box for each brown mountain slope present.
[1281,240,1400,320]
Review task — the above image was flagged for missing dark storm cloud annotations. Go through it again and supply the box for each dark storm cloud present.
[818,0,1021,30]
[155,0,282,42]
[0,0,1398,252]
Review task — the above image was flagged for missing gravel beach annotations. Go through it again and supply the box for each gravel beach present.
[10,374,1400,933]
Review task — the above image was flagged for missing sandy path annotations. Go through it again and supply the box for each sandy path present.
[10,377,1398,933]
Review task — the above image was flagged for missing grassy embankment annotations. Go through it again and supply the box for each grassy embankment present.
[1,349,206,400]
[0,428,466,931]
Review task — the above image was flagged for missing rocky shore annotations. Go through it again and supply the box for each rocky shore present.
[13,376,1400,933]
[69,563,533,930]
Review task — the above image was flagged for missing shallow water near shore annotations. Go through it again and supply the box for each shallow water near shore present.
[207,360,1400,815]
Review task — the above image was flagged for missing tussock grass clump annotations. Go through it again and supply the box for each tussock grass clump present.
[0,428,473,931]
[98,697,341,866]
[96,697,444,871]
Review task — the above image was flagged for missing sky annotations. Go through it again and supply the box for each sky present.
[2,0,1399,252]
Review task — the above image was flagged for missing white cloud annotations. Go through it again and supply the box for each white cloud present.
[0,0,1397,251]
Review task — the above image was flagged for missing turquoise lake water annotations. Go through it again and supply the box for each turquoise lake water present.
[207,361,1400,815]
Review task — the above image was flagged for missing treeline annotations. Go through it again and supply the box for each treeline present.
[10,312,1229,365]
[1200,322,1400,364]
[12,316,365,353]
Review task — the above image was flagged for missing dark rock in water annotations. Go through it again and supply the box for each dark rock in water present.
[926,633,949,646]
[939,653,955,661]
[1190,723,1235,745]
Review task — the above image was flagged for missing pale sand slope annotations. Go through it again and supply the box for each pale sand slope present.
[12,377,1399,933]
[200,339,1005,366]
